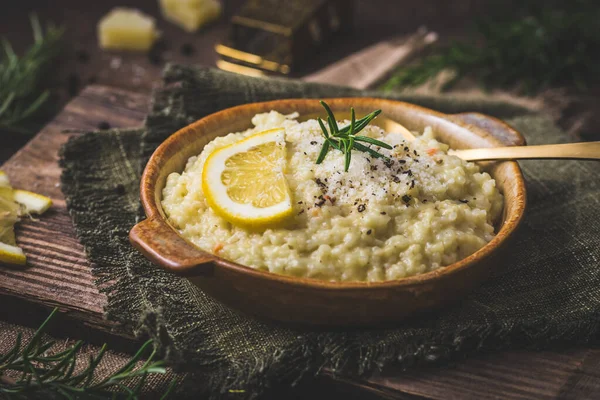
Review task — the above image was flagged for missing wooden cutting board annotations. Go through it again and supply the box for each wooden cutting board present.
[0,85,148,336]
[1,85,598,399]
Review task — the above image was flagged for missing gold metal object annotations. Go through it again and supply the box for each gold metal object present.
[215,44,290,74]
[450,142,600,161]
[216,0,352,76]
[215,59,266,77]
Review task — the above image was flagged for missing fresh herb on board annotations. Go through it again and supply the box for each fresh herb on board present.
[382,0,600,94]
[0,15,64,134]
[316,101,392,171]
[0,308,175,399]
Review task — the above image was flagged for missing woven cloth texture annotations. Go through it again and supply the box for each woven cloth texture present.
[59,65,600,398]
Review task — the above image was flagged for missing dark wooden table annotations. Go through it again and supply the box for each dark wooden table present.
[2,1,600,399]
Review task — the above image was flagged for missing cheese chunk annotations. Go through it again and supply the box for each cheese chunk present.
[98,8,159,51]
[159,0,222,32]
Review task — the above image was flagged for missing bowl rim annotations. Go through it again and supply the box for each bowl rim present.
[138,97,527,290]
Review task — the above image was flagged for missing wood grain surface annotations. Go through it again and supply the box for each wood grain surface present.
[2,85,600,399]
[0,85,148,336]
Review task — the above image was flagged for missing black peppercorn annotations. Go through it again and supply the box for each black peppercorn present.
[97,121,111,130]
[180,43,195,56]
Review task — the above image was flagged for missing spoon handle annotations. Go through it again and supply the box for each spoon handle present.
[450,142,600,162]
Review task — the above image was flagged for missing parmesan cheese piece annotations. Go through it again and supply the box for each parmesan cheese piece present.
[98,8,159,51]
[159,0,222,32]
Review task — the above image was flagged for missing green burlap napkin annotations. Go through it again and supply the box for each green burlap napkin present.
[60,65,600,398]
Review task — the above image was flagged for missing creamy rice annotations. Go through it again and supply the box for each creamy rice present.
[162,111,503,282]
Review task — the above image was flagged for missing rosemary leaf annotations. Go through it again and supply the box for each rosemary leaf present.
[316,140,330,164]
[354,136,393,149]
[327,137,340,150]
[338,110,381,135]
[353,142,389,159]
[0,14,64,134]
[317,117,329,138]
[0,308,172,398]
[315,101,390,170]
[344,149,351,171]
[349,107,356,136]
[319,100,339,134]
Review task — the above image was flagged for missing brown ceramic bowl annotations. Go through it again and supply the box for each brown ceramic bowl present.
[130,98,526,326]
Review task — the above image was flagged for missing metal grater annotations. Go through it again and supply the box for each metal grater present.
[216,0,353,76]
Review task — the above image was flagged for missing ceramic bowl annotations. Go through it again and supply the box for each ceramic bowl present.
[130,98,526,326]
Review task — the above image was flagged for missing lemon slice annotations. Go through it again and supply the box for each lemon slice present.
[0,242,26,266]
[0,171,9,187]
[202,128,292,228]
[0,210,18,246]
[13,190,53,214]
[0,170,53,266]
[0,175,20,262]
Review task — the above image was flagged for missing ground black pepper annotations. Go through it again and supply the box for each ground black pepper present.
[315,178,327,190]
[315,196,326,207]
[357,204,366,212]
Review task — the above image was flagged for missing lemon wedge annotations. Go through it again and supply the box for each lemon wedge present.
[0,210,18,246]
[0,170,53,266]
[13,189,53,214]
[0,173,23,265]
[202,128,292,229]
[0,171,9,187]
[0,242,26,265]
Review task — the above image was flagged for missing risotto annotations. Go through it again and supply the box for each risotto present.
[161,111,503,282]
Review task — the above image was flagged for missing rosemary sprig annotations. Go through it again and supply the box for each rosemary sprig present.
[0,308,175,399]
[382,0,600,94]
[316,101,391,171]
[0,14,64,134]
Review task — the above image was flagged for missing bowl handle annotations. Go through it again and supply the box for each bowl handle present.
[129,217,214,276]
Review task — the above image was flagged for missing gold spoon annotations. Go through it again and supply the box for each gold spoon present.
[449,142,600,161]
[383,118,600,161]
